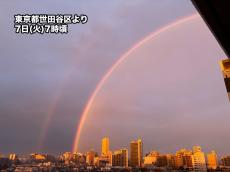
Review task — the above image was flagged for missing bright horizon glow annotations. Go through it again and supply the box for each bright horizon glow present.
[72,13,199,153]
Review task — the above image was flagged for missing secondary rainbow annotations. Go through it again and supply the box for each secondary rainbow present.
[72,13,199,152]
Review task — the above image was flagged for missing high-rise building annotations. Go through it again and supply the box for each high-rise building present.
[86,150,96,165]
[207,151,218,170]
[100,151,112,166]
[157,155,168,167]
[183,153,193,169]
[174,150,184,169]
[101,137,112,166]
[221,156,230,167]
[9,154,18,161]
[112,149,128,167]
[130,139,143,167]
[144,151,159,166]
[63,152,73,161]
[101,137,110,156]
[166,154,174,168]
[30,153,46,161]
[72,152,86,164]
[62,152,73,164]
[192,146,207,172]
[175,149,193,169]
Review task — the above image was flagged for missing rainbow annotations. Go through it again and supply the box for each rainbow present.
[72,13,199,152]
[37,72,73,151]
[37,84,65,151]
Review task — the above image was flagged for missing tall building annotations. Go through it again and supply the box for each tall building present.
[101,151,112,166]
[30,153,46,161]
[72,152,86,164]
[108,151,113,166]
[157,155,168,167]
[192,146,207,172]
[174,149,193,169]
[144,151,159,166]
[9,154,18,161]
[130,139,143,167]
[86,150,96,165]
[101,137,110,156]
[101,137,112,166]
[221,156,230,167]
[112,149,128,167]
[166,154,174,168]
[207,151,218,170]
[183,153,193,169]
[63,152,73,161]
[174,150,184,169]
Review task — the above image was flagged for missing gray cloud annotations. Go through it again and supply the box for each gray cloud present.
[0,1,195,155]
[79,17,230,156]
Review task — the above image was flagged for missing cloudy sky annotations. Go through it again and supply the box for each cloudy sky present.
[0,1,229,156]
[80,16,230,156]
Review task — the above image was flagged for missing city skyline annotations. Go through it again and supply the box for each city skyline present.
[0,0,230,157]
[1,137,230,158]
[0,136,228,160]
[1,137,230,171]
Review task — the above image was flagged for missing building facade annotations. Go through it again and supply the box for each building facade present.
[144,151,159,166]
[101,137,110,156]
[112,149,128,167]
[207,151,218,169]
[130,139,143,167]
[192,146,207,172]
[86,150,96,165]
[221,156,230,167]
